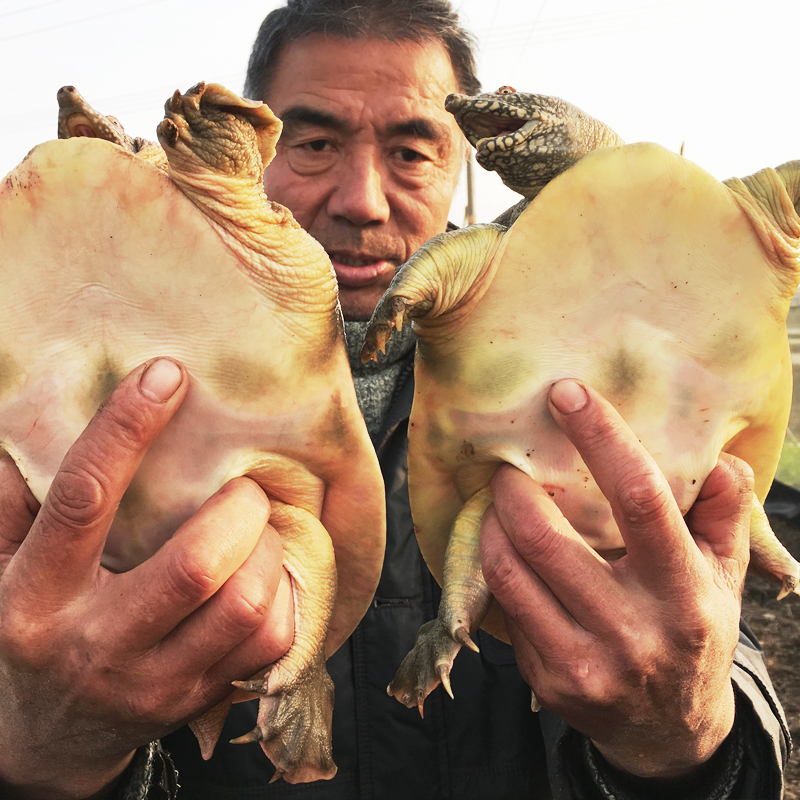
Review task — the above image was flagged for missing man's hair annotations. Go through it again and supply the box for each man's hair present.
[244,0,481,101]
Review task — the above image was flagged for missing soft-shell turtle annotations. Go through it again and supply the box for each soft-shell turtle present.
[362,89,800,713]
[0,83,386,782]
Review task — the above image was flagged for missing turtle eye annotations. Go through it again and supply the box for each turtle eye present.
[496,85,516,95]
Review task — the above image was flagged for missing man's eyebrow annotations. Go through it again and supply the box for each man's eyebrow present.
[278,106,349,134]
[386,118,449,141]
[277,108,449,142]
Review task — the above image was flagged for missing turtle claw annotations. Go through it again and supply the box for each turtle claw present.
[360,297,412,364]
[361,294,434,363]
[230,656,337,784]
[437,664,454,700]
[388,618,470,713]
[453,626,479,653]
[777,574,800,601]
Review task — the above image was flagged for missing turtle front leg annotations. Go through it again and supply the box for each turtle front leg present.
[388,487,494,715]
[361,224,505,363]
[228,500,338,784]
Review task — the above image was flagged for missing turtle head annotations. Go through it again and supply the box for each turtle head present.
[445,87,622,200]
[57,85,136,151]
[157,82,282,183]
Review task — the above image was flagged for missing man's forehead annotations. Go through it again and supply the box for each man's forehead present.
[264,34,461,134]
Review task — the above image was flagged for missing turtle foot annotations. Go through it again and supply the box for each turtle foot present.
[388,618,473,715]
[361,295,423,363]
[230,657,336,784]
[777,573,800,601]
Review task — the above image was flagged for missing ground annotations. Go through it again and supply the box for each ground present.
[743,515,800,798]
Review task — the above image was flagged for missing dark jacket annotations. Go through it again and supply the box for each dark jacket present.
[149,353,790,799]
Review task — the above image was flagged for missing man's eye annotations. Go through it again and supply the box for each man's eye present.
[303,139,331,152]
[397,148,427,163]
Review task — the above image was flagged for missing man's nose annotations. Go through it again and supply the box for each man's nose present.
[327,153,391,226]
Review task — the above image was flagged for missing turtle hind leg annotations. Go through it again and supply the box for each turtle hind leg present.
[388,488,494,715]
[230,500,338,783]
[231,650,336,783]
[749,500,800,599]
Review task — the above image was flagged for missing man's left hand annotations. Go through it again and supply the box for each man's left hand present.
[481,378,750,778]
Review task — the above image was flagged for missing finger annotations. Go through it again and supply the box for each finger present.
[117,477,271,648]
[0,454,40,561]
[199,569,294,699]
[481,499,579,639]
[685,454,752,583]
[547,379,692,585]
[157,516,291,678]
[9,358,188,603]
[485,465,618,631]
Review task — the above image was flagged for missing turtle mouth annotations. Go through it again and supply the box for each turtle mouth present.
[64,114,100,138]
[459,112,537,156]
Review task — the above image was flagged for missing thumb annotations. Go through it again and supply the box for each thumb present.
[0,454,40,564]
[685,453,753,577]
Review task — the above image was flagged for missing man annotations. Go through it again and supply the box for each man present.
[0,1,790,798]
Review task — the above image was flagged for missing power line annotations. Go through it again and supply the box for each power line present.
[0,71,249,135]
[481,0,748,51]
[0,0,70,19]
[0,0,166,43]
[510,0,548,75]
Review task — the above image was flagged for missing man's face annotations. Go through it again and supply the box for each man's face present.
[262,34,465,320]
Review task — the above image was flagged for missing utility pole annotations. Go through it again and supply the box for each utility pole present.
[465,150,476,226]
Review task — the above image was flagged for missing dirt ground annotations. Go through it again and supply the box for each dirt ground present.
[743,515,800,799]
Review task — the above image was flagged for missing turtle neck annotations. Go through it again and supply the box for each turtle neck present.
[344,320,416,442]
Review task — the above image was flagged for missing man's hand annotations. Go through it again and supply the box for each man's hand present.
[0,359,294,800]
[481,378,751,778]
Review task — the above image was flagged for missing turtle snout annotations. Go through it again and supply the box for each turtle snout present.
[444,93,468,113]
[57,85,82,109]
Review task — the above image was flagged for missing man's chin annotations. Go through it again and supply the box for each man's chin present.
[339,286,390,322]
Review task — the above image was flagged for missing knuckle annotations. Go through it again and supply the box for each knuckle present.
[45,463,108,529]
[97,399,152,450]
[220,586,272,634]
[162,551,217,607]
[577,412,622,450]
[481,546,516,591]
[0,607,51,664]
[615,476,673,527]
[514,515,569,571]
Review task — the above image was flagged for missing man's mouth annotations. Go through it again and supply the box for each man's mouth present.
[329,253,396,288]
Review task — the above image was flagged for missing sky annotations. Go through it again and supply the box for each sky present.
[0,0,797,222]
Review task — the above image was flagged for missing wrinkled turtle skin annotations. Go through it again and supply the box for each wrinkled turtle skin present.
[362,90,800,716]
[0,82,386,783]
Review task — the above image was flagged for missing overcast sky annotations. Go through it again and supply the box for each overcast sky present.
[1,0,797,222]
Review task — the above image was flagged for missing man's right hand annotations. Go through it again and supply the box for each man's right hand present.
[0,358,294,800]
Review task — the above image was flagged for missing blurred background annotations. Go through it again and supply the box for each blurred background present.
[1,0,797,222]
